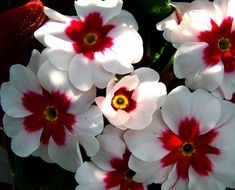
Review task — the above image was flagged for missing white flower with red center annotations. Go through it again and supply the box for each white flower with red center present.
[75,125,147,190]
[125,86,235,190]
[95,67,167,130]
[0,50,104,172]
[34,0,143,91]
[158,0,235,99]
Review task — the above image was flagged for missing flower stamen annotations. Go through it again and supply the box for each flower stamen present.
[218,37,231,52]
[44,106,58,121]
[181,142,196,157]
[84,33,97,45]
[112,95,129,110]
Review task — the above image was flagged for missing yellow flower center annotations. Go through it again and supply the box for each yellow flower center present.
[181,142,196,157]
[218,37,231,51]
[44,106,58,121]
[84,33,97,45]
[112,95,129,110]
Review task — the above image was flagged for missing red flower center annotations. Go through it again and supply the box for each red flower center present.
[160,117,220,180]
[104,150,144,190]
[111,87,137,112]
[22,89,76,146]
[65,12,115,60]
[198,17,235,73]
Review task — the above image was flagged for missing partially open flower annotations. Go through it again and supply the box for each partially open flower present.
[34,0,143,91]
[0,50,103,172]
[95,67,166,130]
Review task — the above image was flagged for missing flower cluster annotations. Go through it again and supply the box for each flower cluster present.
[1,0,235,190]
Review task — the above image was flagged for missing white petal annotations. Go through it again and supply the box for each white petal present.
[213,72,235,100]
[90,58,115,89]
[162,165,190,190]
[134,82,167,108]
[48,130,83,172]
[74,105,103,135]
[174,42,224,91]
[68,55,93,91]
[210,149,235,187]
[3,114,23,138]
[96,134,126,160]
[132,67,159,83]
[10,64,42,94]
[108,109,130,128]
[77,130,100,157]
[43,34,74,51]
[34,21,71,46]
[191,89,221,134]
[1,82,31,117]
[102,124,124,139]
[95,96,117,119]
[44,7,72,22]
[11,128,42,157]
[174,42,206,79]
[76,183,106,190]
[212,100,235,149]
[112,75,139,93]
[185,62,224,91]
[75,162,106,186]
[123,99,157,130]
[161,86,192,135]
[95,49,133,75]
[108,10,138,30]
[129,155,169,184]
[227,0,235,18]
[124,127,167,162]
[27,49,43,74]
[37,61,70,92]
[32,144,53,163]
[188,166,225,190]
[68,86,96,114]
[46,49,74,71]
[90,148,113,171]
[109,26,143,64]
[74,0,123,24]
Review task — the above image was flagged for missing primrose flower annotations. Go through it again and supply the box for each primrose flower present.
[95,67,167,130]
[34,0,143,91]
[125,86,235,190]
[75,125,147,190]
[158,0,235,99]
[0,50,103,172]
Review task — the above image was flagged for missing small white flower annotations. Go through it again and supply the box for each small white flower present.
[95,67,167,130]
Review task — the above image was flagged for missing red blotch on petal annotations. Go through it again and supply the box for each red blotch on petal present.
[159,129,182,150]
[198,17,235,73]
[160,117,220,179]
[104,150,144,189]
[191,154,213,176]
[22,90,75,146]
[178,117,200,141]
[65,12,114,59]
